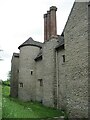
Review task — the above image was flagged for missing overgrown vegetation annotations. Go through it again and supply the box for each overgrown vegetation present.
[2,84,67,119]
[0,84,2,119]
[2,71,11,86]
[2,81,10,86]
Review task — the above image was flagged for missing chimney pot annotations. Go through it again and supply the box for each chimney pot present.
[50,6,57,11]
[47,10,50,14]
[44,13,47,18]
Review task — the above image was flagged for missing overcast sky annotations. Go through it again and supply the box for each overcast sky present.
[0,0,75,80]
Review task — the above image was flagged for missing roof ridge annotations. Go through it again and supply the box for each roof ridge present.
[18,37,43,49]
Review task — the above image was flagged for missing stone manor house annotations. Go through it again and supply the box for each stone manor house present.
[10,1,89,118]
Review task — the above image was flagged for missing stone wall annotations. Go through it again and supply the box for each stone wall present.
[88,3,90,119]
[36,60,43,102]
[56,49,66,110]
[10,53,19,97]
[64,2,88,118]
[10,2,89,118]
[18,46,40,101]
[42,37,58,107]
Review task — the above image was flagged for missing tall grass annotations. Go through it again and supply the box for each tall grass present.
[0,84,2,119]
[2,85,65,119]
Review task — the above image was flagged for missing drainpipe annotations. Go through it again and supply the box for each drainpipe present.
[56,50,59,109]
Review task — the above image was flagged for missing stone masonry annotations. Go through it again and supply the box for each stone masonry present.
[10,53,19,97]
[64,2,88,118]
[10,2,89,118]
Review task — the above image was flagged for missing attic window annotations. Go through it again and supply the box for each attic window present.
[19,83,23,88]
[62,55,65,62]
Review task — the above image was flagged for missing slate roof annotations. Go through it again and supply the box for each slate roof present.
[13,53,19,57]
[34,49,42,61]
[55,35,64,50]
[89,1,90,6]
[18,37,43,49]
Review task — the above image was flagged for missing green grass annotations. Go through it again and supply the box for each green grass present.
[2,85,65,119]
[0,84,2,119]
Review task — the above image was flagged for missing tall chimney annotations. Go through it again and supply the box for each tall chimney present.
[44,6,57,42]
[44,14,47,42]
[47,11,50,40]
[50,6,57,37]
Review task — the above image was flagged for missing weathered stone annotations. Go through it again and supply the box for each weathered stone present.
[10,2,89,119]
[10,53,19,97]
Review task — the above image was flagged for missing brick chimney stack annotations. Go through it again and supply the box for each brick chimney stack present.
[47,11,50,40]
[50,6,57,37]
[44,14,47,41]
[44,6,57,42]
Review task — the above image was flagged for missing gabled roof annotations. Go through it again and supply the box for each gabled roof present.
[11,53,19,62]
[55,35,64,50]
[18,37,43,49]
[34,49,42,61]
[13,53,19,57]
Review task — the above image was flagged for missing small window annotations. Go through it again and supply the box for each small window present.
[19,83,23,88]
[31,70,33,75]
[62,55,65,62]
[17,69,19,73]
[38,79,43,86]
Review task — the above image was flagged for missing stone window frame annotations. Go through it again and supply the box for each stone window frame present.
[30,70,33,75]
[17,69,19,73]
[19,82,23,88]
[38,79,43,86]
[62,55,65,63]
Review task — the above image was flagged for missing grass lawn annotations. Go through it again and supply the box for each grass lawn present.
[0,84,2,119]
[2,85,66,119]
